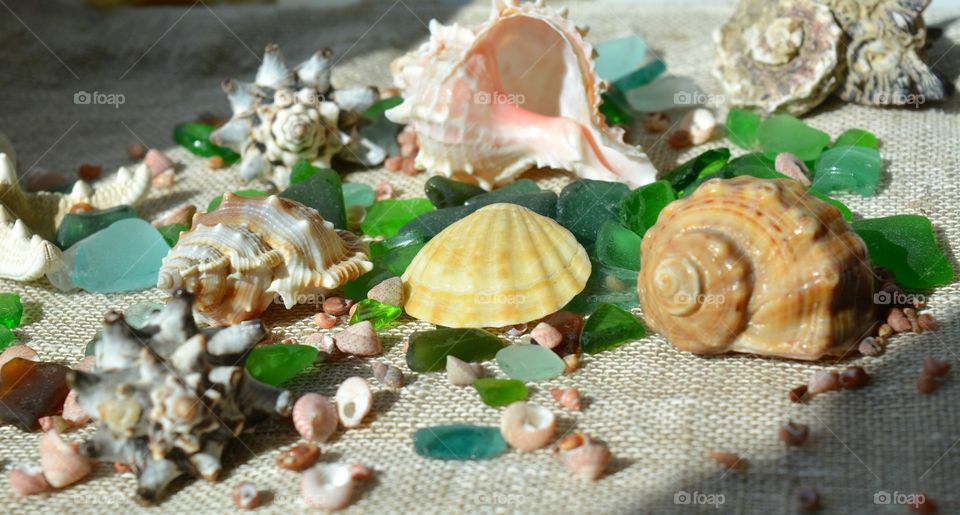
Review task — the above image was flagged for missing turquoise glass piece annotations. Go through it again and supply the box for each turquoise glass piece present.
[280,167,347,229]
[618,180,676,237]
[812,145,881,197]
[595,221,642,271]
[833,128,878,149]
[613,59,667,92]
[245,344,318,387]
[661,148,731,192]
[349,298,402,330]
[852,215,954,289]
[343,182,376,209]
[413,425,507,460]
[564,257,638,315]
[56,205,138,250]
[0,293,24,329]
[725,108,762,149]
[362,199,435,238]
[757,115,830,162]
[70,219,169,294]
[495,345,565,382]
[558,179,630,244]
[207,189,269,212]
[124,302,164,329]
[173,123,240,163]
[595,35,647,82]
[580,303,646,354]
[625,76,700,112]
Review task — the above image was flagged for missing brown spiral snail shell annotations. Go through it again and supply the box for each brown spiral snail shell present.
[638,176,876,360]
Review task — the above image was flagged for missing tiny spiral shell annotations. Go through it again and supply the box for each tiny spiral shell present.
[158,194,372,325]
[639,177,875,360]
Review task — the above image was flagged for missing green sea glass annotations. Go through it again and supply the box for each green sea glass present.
[399,191,557,241]
[173,123,240,163]
[55,205,138,250]
[599,92,633,125]
[613,60,667,92]
[0,326,14,350]
[343,182,376,209]
[343,261,394,301]
[580,303,646,354]
[349,298,402,329]
[424,176,486,208]
[833,128,878,149]
[758,115,830,162]
[157,223,188,247]
[558,179,630,244]
[725,108,762,149]
[807,188,853,221]
[207,189,270,212]
[71,219,169,294]
[280,168,347,229]
[245,344,318,387]
[473,378,527,407]
[661,148,731,191]
[595,221,641,271]
[852,215,954,289]
[812,145,881,197]
[413,425,507,460]
[384,242,424,276]
[463,180,540,207]
[0,293,23,329]
[495,345,565,382]
[406,328,505,372]
[124,302,164,329]
[625,76,699,112]
[564,257,638,315]
[619,180,675,237]
[362,198,435,238]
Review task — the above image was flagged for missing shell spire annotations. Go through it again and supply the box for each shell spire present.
[158,194,372,325]
[386,0,656,190]
[638,177,876,360]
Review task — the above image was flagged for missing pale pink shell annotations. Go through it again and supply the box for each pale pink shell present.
[336,377,372,428]
[292,393,339,442]
[38,431,93,488]
[302,464,355,511]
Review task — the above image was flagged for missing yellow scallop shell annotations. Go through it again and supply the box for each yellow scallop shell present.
[402,203,591,328]
[639,176,876,360]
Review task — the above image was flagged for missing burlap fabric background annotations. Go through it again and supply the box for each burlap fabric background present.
[1,0,958,513]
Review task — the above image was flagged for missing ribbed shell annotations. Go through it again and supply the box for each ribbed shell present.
[638,177,876,360]
[158,194,371,325]
[402,203,590,328]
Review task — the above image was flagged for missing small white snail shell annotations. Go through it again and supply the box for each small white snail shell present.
[500,402,557,452]
[293,393,339,442]
[301,463,355,511]
[336,377,372,428]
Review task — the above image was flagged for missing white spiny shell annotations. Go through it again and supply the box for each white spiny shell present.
[386,0,657,190]
[402,203,590,328]
[158,194,372,325]
[638,176,876,360]
[0,152,152,281]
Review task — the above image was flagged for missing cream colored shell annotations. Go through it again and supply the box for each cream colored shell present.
[386,0,656,190]
[402,203,590,328]
[638,176,876,360]
[158,194,372,325]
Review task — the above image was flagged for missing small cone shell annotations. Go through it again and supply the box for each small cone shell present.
[402,203,590,328]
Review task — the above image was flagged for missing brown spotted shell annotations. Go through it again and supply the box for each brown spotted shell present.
[638,177,876,360]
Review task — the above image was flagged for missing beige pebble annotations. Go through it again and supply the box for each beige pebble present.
[678,108,716,145]
[372,362,404,390]
[446,355,483,386]
[887,308,912,333]
[152,169,175,189]
[807,370,840,395]
[61,390,90,427]
[384,156,403,172]
[550,387,582,411]
[642,112,670,133]
[530,322,562,349]
[375,181,394,200]
[39,431,93,488]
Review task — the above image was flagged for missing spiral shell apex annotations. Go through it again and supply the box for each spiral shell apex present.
[639,177,875,360]
[158,194,372,325]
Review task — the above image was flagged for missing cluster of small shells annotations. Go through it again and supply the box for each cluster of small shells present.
[714,0,945,115]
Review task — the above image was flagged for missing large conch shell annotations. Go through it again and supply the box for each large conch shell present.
[402,203,590,328]
[212,44,385,188]
[0,152,152,281]
[71,291,293,504]
[157,194,372,325]
[386,0,657,190]
[638,177,876,360]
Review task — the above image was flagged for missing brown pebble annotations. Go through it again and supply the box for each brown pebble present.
[859,336,883,357]
[807,370,840,395]
[917,373,938,395]
[795,487,821,512]
[642,112,670,133]
[207,156,225,170]
[232,481,261,510]
[313,312,337,329]
[380,87,401,99]
[276,443,321,471]
[887,308,912,333]
[838,366,870,390]
[708,451,746,472]
[114,462,132,474]
[384,156,403,172]
[918,313,938,332]
[401,157,419,175]
[778,421,809,447]
[878,324,893,338]
[923,357,950,377]
[667,130,692,150]
[69,202,95,214]
[550,387,582,411]
[789,384,808,403]
[349,464,373,481]
[908,494,937,514]
[77,164,101,181]
[322,297,350,316]
[127,143,147,160]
